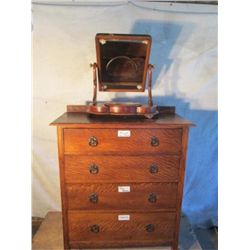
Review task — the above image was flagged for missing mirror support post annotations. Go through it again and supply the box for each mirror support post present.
[147,64,154,106]
[90,63,98,105]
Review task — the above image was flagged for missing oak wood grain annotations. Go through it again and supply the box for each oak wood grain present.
[68,211,175,242]
[64,155,180,183]
[66,182,178,210]
[63,128,182,155]
[57,127,69,250]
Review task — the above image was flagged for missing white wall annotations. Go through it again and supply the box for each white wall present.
[32,1,217,225]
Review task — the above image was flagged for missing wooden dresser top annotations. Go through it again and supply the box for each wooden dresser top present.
[51,112,194,128]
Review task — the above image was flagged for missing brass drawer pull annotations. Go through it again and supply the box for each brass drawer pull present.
[148,193,157,203]
[149,164,158,174]
[89,164,99,174]
[90,224,100,233]
[151,136,159,147]
[89,136,98,147]
[146,224,155,232]
[89,193,98,203]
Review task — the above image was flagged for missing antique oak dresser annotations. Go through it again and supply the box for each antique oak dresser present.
[51,108,193,250]
[50,34,193,250]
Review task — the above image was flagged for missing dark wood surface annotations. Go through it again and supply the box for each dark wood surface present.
[52,111,193,250]
[95,34,152,92]
[51,111,194,127]
[66,105,176,114]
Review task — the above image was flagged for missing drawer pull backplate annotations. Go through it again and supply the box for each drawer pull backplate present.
[151,136,159,147]
[89,164,99,174]
[89,193,98,203]
[90,224,100,233]
[149,164,158,174]
[146,224,155,232]
[89,136,98,147]
[148,193,157,203]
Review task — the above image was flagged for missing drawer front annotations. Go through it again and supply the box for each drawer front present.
[66,183,178,210]
[68,211,175,242]
[64,128,182,154]
[64,155,180,183]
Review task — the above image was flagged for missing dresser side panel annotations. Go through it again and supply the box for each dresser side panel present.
[57,127,69,250]
[173,127,189,250]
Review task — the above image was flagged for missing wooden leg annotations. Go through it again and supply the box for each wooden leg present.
[63,241,69,250]
[172,239,179,250]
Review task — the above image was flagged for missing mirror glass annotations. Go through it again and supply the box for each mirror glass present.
[96,35,151,92]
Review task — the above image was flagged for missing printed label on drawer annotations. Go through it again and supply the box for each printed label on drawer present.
[117,130,131,137]
[118,215,130,221]
[118,186,130,192]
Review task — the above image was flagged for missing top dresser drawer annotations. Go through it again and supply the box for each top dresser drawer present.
[63,128,182,155]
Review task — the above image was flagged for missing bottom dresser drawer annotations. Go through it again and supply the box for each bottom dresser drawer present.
[68,211,176,244]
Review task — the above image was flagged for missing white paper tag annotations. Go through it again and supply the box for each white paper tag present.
[117,130,131,137]
[118,215,130,221]
[118,186,130,192]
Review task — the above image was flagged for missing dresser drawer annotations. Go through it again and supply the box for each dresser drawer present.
[66,182,178,210]
[63,128,182,154]
[64,155,180,183]
[68,211,175,242]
